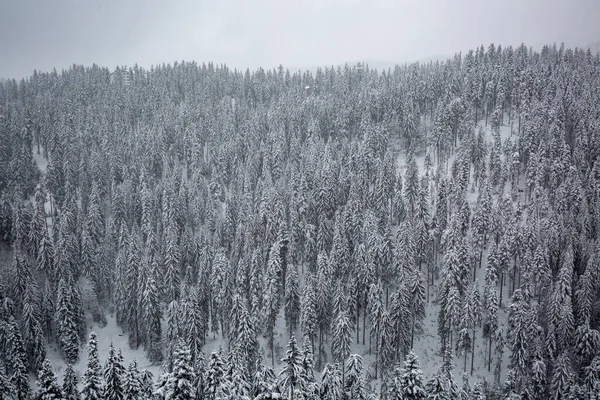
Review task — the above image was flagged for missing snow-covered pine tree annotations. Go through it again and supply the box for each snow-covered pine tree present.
[123,360,142,400]
[55,277,79,364]
[252,361,281,400]
[279,335,304,400]
[165,340,195,400]
[301,335,319,399]
[424,373,450,400]
[320,363,343,400]
[36,359,64,400]
[63,364,79,400]
[284,264,301,338]
[163,224,181,304]
[139,370,154,400]
[81,333,103,400]
[204,348,225,400]
[235,304,259,380]
[104,344,125,400]
[345,354,366,400]
[125,230,142,349]
[141,266,162,363]
[331,307,352,382]
[11,355,31,400]
[300,273,318,355]
[0,359,15,399]
[393,351,427,400]
[263,240,283,367]
[163,300,180,373]
[550,351,574,400]
[20,284,46,371]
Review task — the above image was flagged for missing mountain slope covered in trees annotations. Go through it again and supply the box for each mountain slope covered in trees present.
[0,42,599,399]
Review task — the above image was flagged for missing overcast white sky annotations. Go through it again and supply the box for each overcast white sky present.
[1,0,599,78]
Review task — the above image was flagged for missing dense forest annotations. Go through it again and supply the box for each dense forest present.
[0,42,599,400]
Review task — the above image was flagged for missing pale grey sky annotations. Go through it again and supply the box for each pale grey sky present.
[1,0,599,78]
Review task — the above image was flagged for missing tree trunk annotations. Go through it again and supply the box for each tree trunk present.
[471,328,476,376]
[499,272,504,308]
[374,338,379,380]
[411,316,415,350]
[271,330,275,367]
[512,259,518,295]
[488,335,492,372]
[362,293,367,345]
[356,300,360,344]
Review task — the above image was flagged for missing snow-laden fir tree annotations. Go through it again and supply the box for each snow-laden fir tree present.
[55,277,80,364]
[0,359,15,399]
[392,351,426,400]
[63,364,79,400]
[263,240,283,367]
[300,273,318,355]
[331,307,351,382]
[279,335,304,400]
[204,348,225,400]
[104,344,125,400]
[36,359,64,400]
[424,373,450,400]
[164,340,195,400]
[123,360,142,400]
[345,354,366,400]
[81,333,103,400]
[284,265,301,338]
[320,363,343,400]
[252,360,281,400]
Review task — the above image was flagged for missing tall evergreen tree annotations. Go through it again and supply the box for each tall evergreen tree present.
[63,364,79,400]
[345,354,366,400]
[393,351,427,400]
[81,333,103,400]
[36,359,64,400]
[284,265,301,338]
[104,344,125,400]
[165,340,195,400]
[279,335,304,400]
[55,277,79,364]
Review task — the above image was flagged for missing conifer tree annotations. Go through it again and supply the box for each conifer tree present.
[104,344,125,400]
[63,364,79,400]
[263,241,283,366]
[235,306,259,380]
[139,370,154,400]
[165,340,195,400]
[425,374,449,400]
[279,335,304,400]
[301,336,318,397]
[284,265,301,338]
[36,359,64,400]
[301,274,318,355]
[0,360,15,400]
[345,354,366,400]
[163,225,181,304]
[81,333,103,400]
[7,314,28,372]
[394,351,427,400]
[55,277,79,364]
[252,362,280,400]
[125,231,141,349]
[141,269,162,363]
[320,363,343,400]
[205,349,225,400]
[332,307,352,383]
[11,355,31,400]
